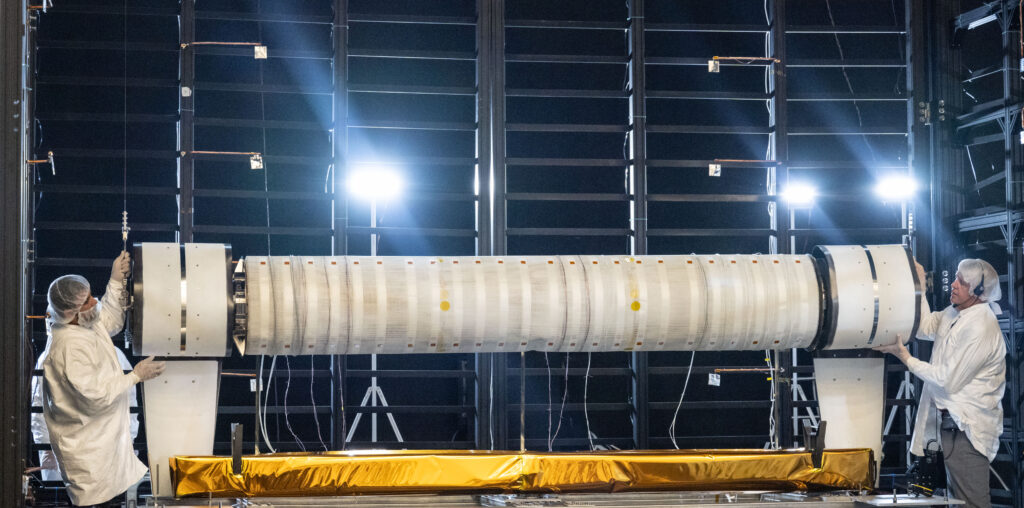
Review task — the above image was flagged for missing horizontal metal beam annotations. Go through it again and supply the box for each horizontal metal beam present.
[35,184,178,195]
[346,226,477,237]
[647,193,774,203]
[195,81,333,95]
[194,117,325,131]
[192,225,332,236]
[506,88,626,98]
[505,192,630,201]
[350,156,477,166]
[505,53,626,64]
[506,19,625,30]
[505,157,627,167]
[647,228,774,237]
[349,48,476,61]
[645,23,766,33]
[505,228,630,236]
[348,13,476,26]
[646,90,769,100]
[348,83,477,95]
[788,92,908,101]
[506,123,628,133]
[647,124,771,134]
[789,227,910,236]
[348,119,477,131]
[197,10,333,24]
[35,75,178,88]
[958,210,1024,233]
[35,221,176,232]
[786,25,906,34]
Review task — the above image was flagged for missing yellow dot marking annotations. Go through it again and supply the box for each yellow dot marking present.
[440,301,451,311]
[630,301,641,311]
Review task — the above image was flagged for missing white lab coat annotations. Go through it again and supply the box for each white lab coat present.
[41,280,147,505]
[908,299,1006,462]
[32,342,139,482]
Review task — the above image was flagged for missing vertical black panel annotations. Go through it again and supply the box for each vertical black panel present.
[179,0,195,242]
[0,0,27,505]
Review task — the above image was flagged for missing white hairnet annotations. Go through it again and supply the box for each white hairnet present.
[957,258,1002,311]
[46,275,91,324]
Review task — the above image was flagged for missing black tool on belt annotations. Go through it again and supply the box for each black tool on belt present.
[908,437,946,496]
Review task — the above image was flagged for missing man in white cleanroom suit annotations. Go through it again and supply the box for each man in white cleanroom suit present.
[876,259,1006,508]
[41,251,166,506]
[32,344,139,482]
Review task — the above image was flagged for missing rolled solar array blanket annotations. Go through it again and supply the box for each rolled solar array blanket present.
[131,243,921,357]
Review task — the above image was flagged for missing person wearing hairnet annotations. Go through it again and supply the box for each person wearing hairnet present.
[875,258,1006,508]
[41,251,166,507]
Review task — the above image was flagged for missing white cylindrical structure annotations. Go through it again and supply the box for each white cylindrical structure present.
[131,243,921,356]
[131,243,233,357]
[242,254,822,355]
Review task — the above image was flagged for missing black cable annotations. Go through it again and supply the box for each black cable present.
[257,0,271,256]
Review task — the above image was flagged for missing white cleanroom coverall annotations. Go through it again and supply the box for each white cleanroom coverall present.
[909,299,1006,462]
[42,279,147,505]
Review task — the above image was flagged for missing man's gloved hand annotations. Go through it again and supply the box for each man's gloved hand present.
[111,251,131,283]
[133,356,166,382]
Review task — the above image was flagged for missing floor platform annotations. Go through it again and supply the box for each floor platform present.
[145,492,964,508]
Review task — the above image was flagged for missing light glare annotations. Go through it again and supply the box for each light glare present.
[782,183,817,206]
[874,175,917,201]
[347,168,404,201]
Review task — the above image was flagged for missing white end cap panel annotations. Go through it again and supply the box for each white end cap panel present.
[183,244,229,356]
[143,360,219,498]
[813,356,885,482]
[139,243,182,357]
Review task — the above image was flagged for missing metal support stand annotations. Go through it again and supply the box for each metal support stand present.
[345,200,403,443]
[346,354,403,443]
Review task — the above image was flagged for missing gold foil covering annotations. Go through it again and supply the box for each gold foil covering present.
[171,449,874,498]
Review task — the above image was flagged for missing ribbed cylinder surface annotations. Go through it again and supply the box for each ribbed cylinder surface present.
[241,254,822,355]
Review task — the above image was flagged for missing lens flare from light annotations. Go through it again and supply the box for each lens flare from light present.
[874,175,917,201]
[782,183,817,206]
[347,167,404,201]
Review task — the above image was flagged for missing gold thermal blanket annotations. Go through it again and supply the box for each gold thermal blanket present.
[170,449,874,498]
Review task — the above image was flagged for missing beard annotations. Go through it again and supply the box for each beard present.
[77,302,102,327]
